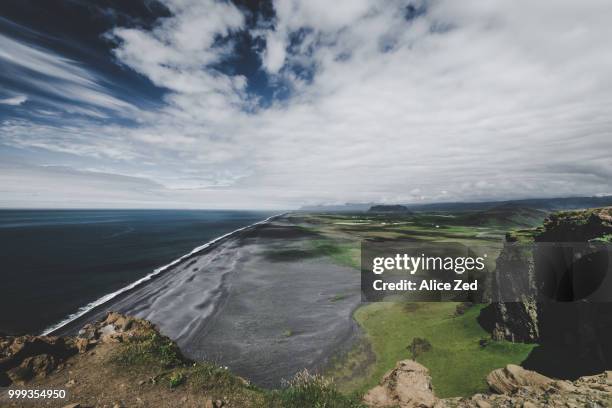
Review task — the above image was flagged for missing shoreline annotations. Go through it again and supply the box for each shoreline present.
[43,214,363,387]
[44,213,285,336]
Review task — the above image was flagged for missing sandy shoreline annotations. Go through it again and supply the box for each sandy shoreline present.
[49,215,362,387]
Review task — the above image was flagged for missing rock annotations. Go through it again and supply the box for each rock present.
[473,397,491,408]
[0,333,78,385]
[6,364,32,384]
[6,353,57,384]
[363,360,436,407]
[487,207,612,373]
[455,302,473,316]
[75,337,91,353]
[363,359,612,408]
[408,338,432,360]
[368,204,412,214]
[22,354,56,377]
[76,312,161,345]
[553,380,577,393]
[486,364,553,394]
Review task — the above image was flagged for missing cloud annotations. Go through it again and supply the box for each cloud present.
[0,95,27,105]
[2,0,612,208]
[0,32,134,116]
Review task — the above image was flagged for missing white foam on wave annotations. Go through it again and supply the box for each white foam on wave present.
[41,213,284,335]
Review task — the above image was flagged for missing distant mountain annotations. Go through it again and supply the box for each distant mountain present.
[367,204,411,214]
[460,203,548,227]
[299,202,374,212]
[299,195,612,213]
[406,196,612,212]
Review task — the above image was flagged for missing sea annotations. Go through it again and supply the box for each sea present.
[0,209,275,335]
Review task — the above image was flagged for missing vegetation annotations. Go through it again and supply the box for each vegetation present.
[112,332,183,369]
[329,302,535,398]
[169,371,185,388]
[265,370,366,408]
[111,332,264,403]
[590,233,612,243]
[109,329,366,406]
[188,362,247,391]
[295,211,540,398]
[109,209,549,403]
[408,337,432,360]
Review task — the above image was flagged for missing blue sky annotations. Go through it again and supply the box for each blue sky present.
[1,0,612,209]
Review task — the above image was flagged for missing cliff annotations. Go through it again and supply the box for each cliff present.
[2,312,611,407]
[367,205,411,214]
[0,313,365,408]
[484,207,612,378]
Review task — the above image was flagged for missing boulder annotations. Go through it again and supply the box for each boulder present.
[0,334,77,385]
[486,364,553,394]
[6,354,56,384]
[77,312,157,344]
[363,360,436,408]
[0,312,160,386]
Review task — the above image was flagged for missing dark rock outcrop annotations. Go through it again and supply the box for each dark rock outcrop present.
[368,205,411,214]
[0,335,77,385]
[484,207,612,378]
[0,312,172,387]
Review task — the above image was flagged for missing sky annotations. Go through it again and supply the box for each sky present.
[1,0,612,209]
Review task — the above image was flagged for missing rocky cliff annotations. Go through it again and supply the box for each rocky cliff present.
[3,312,611,407]
[0,313,254,407]
[484,207,612,378]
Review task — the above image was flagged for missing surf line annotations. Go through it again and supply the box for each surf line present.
[41,213,286,335]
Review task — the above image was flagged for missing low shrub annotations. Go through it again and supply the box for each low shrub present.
[265,369,366,408]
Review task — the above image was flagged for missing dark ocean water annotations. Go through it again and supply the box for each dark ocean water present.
[0,209,275,335]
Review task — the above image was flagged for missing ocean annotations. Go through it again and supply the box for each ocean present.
[0,209,275,335]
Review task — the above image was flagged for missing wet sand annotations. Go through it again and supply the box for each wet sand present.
[51,217,362,387]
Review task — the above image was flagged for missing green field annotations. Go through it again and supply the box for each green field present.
[332,302,535,398]
[291,210,541,398]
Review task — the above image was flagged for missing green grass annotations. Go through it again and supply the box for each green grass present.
[111,332,184,369]
[591,233,612,243]
[169,371,185,388]
[310,239,360,269]
[300,212,537,399]
[188,362,247,391]
[330,294,349,302]
[332,302,535,398]
[264,370,366,408]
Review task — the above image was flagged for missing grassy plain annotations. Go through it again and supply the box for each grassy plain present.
[290,209,541,398]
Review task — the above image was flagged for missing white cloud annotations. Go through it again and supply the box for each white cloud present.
[0,33,134,115]
[2,0,612,208]
[261,31,286,73]
[0,95,27,105]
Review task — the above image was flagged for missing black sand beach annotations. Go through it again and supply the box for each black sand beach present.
[51,217,362,387]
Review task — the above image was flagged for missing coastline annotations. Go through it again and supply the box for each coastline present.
[44,213,285,336]
[45,214,362,387]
